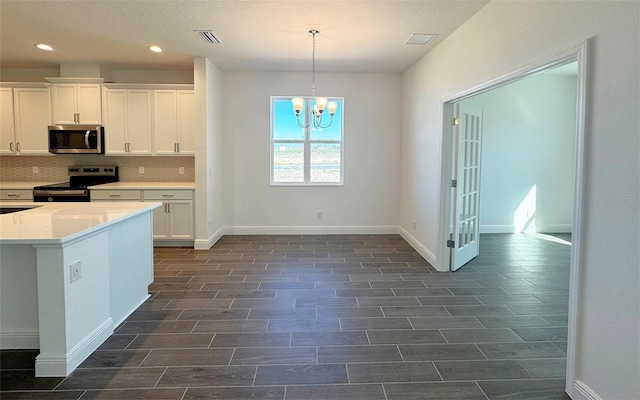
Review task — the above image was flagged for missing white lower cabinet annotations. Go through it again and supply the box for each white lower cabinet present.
[0,189,33,201]
[143,190,193,240]
[91,188,194,244]
[149,200,194,240]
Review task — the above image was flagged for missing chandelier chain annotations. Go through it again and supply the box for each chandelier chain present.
[311,30,317,98]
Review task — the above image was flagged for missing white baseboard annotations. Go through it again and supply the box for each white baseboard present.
[194,226,225,250]
[480,224,572,234]
[572,379,603,400]
[0,330,39,349]
[35,318,113,377]
[223,225,400,235]
[398,227,437,266]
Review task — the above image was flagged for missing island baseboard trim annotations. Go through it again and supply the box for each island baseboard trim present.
[35,318,113,377]
[112,295,151,328]
[0,331,39,349]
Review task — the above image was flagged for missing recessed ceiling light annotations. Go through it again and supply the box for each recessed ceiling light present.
[148,45,163,53]
[36,43,54,51]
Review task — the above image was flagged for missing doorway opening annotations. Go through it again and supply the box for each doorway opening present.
[436,41,588,397]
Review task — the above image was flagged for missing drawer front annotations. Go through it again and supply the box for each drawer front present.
[143,190,193,200]
[0,189,33,200]
[91,190,141,200]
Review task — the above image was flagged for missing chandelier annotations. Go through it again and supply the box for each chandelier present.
[292,30,337,129]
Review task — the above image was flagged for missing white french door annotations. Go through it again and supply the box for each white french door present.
[450,104,483,271]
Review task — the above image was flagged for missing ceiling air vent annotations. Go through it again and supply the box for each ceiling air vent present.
[194,30,223,44]
[405,33,437,45]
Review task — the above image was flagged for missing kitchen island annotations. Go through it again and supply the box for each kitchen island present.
[0,201,161,377]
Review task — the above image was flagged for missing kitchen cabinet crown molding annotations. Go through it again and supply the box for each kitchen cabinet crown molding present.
[0,82,51,88]
[103,83,194,90]
[44,77,104,84]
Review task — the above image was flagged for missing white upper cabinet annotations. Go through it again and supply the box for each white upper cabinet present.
[103,88,152,155]
[52,83,102,124]
[0,86,51,155]
[153,90,194,155]
[0,88,16,154]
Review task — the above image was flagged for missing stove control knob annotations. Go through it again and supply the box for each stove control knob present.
[48,197,53,202]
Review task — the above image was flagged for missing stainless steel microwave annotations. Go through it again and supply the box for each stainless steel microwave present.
[48,125,104,154]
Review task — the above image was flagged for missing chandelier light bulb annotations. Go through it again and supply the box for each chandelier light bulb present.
[292,98,304,115]
[315,97,328,112]
[327,101,338,116]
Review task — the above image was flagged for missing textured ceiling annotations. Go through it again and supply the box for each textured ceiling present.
[0,0,489,72]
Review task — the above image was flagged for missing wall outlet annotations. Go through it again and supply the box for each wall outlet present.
[32,166,39,174]
[179,167,185,174]
[316,210,323,219]
[138,166,144,174]
[70,261,81,283]
[412,220,417,230]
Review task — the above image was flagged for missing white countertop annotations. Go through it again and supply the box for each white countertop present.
[90,182,196,190]
[0,182,196,190]
[0,201,161,245]
[0,182,58,190]
[89,182,195,190]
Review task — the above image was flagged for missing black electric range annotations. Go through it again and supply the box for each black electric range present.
[33,165,119,202]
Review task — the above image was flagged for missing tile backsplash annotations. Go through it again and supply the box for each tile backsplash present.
[0,155,195,182]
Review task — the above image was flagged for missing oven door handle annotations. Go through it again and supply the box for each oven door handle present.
[85,130,91,149]
[33,189,89,197]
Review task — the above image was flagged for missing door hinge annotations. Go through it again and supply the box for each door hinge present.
[450,179,457,188]
[447,239,455,248]
[452,117,459,126]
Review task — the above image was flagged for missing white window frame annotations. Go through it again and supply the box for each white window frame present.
[270,96,344,186]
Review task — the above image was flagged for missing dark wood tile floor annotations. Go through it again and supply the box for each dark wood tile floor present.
[1,233,572,399]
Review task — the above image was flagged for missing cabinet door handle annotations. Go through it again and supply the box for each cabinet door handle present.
[162,193,174,198]
[7,193,20,197]
[9,142,14,152]
[167,203,171,213]
[16,142,21,152]
[177,143,180,153]
[109,193,121,198]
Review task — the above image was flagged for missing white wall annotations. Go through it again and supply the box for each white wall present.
[194,58,224,248]
[221,71,401,232]
[461,73,577,233]
[401,1,639,399]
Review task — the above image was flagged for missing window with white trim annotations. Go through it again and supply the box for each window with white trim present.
[270,96,344,185]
